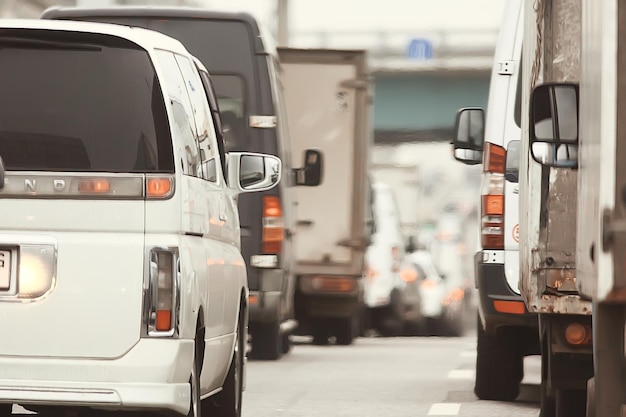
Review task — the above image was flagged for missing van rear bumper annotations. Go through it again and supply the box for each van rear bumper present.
[475,252,538,336]
[0,339,194,415]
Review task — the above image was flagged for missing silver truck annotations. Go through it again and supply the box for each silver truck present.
[277,47,373,346]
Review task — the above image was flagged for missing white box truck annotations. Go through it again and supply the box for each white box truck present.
[533,1,626,416]
[277,47,372,346]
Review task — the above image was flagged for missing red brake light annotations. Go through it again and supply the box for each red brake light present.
[262,196,284,254]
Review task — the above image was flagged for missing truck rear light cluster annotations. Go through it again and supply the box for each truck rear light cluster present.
[300,275,357,293]
[481,142,506,249]
[146,248,179,336]
[565,322,593,346]
[262,196,284,254]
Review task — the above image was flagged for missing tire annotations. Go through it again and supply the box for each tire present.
[376,292,404,337]
[249,321,282,360]
[203,313,244,417]
[335,315,359,346]
[0,404,11,417]
[585,378,595,417]
[540,337,556,417]
[474,314,523,401]
[281,333,291,354]
[311,321,329,346]
[187,341,201,417]
[555,389,586,417]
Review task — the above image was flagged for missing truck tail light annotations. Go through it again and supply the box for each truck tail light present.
[481,143,505,249]
[147,249,179,335]
[262,196,284,253]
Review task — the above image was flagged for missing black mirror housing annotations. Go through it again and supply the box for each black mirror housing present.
[452,107,485,165]
[529,82,579,168]
[294,149,323,186]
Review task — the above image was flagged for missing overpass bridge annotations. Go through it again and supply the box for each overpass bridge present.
[289,28,497,144]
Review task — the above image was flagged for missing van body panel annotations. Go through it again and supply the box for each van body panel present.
[484,0,523,295]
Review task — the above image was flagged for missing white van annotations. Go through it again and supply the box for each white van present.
[451,0,540,402]
[0,19,280,417]
[363,182,422,336]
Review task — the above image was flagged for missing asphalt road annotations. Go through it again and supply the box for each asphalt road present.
[242,326,542,417]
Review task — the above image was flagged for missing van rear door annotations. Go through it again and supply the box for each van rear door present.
[0,29,173,359]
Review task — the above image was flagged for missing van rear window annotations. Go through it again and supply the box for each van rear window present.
[0,29,173,172]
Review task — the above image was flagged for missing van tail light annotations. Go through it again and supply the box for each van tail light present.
[262,196,284,253]
[391,245,401,273]
[147,249,179,335]
[481,143,505,249]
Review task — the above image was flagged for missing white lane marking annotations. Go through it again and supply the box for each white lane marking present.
[447,369,475,379]
[428,403,461,415]
[460,350,477,358]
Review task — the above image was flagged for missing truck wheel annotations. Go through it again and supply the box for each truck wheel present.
[335,315,359,345]
[540,337,556,417]
[250,321,282,360]
[0,404,11,417]
[555,389,586,417]
[474,314,523,401]
[585,378,595,417]
[281,333,291,354]
[311,321,329,345]
[377,292,404,337]
[203,311,245,417]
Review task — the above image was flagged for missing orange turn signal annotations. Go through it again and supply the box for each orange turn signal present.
[156,309,172,331]
[493,300,525,314]
[147,178,172,198]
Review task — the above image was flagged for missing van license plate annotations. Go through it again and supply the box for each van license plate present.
[0,250,10,290]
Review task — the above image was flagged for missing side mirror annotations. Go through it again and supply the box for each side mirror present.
[505,140,520,183]
[227,152,282,193]
[294,149,323,186]
[529,82,579,168]
[452,107,484,165]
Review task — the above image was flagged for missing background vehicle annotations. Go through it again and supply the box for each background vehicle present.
[451,0,540,402]
[407,250,465,337]
[573,2,626,415]
[518,2,593,416]
[0,19,281,417]
[41,6,323,361]
[277,47,372,346]
[363,182,422,336]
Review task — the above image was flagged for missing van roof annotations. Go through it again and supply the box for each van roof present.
[41,6,272,55]
[0,18,188,55]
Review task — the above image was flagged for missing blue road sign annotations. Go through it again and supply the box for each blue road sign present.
[407,38,433,61]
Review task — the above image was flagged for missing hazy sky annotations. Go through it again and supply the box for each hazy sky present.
[203,0,506,33]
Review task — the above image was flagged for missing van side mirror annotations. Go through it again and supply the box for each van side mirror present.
[294,149,323,186]
[505,140,520,183]
[529,82,579,168]
[227,152,282,193]
[452,107,484,165]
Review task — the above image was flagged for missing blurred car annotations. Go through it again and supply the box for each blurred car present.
[363,182,422,336]
[407,250,466,336]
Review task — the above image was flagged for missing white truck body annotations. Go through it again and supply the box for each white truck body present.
[577,0,618,302]
[369,163,419,242]
[277,47,372,344]
[278,48,371,278]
